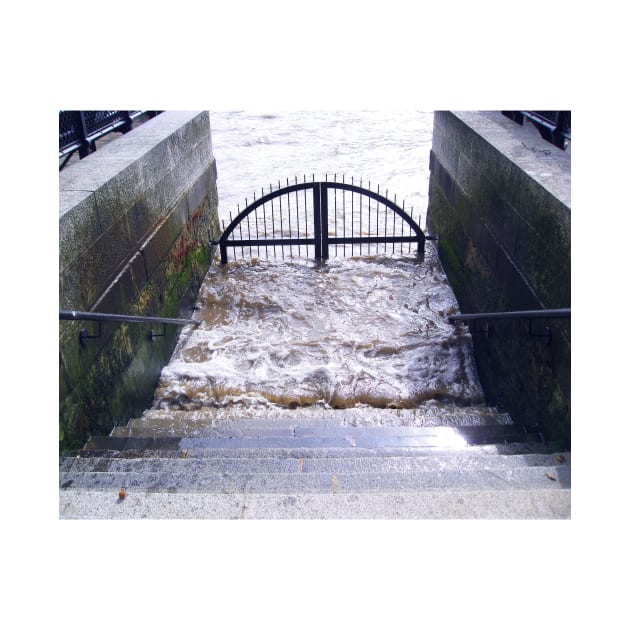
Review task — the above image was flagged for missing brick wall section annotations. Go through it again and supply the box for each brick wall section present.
[426,111,570,446]
[59,111,221,451]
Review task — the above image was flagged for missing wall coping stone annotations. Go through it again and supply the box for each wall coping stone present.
[59,111,209,219]
[450,111,570,209]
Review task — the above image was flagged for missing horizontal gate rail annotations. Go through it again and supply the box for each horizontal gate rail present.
[327,235,421,245]
[218,177,426,263]
[223,237,317,249]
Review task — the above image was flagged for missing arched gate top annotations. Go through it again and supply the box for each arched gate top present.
[218,178,425,263]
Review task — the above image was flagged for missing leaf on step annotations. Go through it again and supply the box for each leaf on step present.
[545,473,557,482]
[555,455,566,463]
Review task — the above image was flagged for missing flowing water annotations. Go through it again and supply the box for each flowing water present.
[150,111,485,423]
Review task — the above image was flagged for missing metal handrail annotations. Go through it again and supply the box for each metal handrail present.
[448,308,570,345]
[59,310,201,326]
[448,308,570,323]
[60,310,201,346]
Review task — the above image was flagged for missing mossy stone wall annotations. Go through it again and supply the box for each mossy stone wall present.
[426,111,570,447]
[59,112,220,452]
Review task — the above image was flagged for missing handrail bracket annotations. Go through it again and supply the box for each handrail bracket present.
[60,310,201,347]
[528,319,552,344]
[79,321,102,346]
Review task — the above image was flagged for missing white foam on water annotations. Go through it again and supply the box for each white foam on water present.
[154,250,484,413]
[151,111,485,418]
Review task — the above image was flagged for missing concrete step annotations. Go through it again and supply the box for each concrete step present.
[63,442,559,465]
[60,451,570,475]
[59,460,570,494]
[61,408,568,519]
[59,487,571,519]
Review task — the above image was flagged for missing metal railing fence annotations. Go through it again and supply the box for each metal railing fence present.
[501,111,571,149]
[59,111,161,170]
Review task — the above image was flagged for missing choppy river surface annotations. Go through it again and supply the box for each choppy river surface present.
[152,111,484,418]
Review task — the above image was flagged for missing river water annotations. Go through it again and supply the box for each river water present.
[151,111,485,420]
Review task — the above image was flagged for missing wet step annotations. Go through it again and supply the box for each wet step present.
[60,430,569,518]
[60,451,570,476]
[61,412,568,518]
[64,441,558,463]
[120,405,514,436]
[91,424,539,451]
[59,460,570,494]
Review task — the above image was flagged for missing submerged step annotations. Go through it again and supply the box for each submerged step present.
[121,404,514,436]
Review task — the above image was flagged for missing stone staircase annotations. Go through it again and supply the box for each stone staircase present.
[59,406,570,519]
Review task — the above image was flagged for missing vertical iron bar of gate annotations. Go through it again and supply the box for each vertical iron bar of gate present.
[282,184,290,257]
[334,177,338,256]
[384,190,388,254]
[375,184,379,254]
[296,185,301,257]
[246,209,253,258]
[228,211,234,261]
[313,182,322,259]
[261,192,270,259]
[357,180,362,256]
[363,180,368,255]
[320,182,329,260]
[401,204,406,253]
[344,174,353,255]
[238,212,244,259]
[303,178,309,253]
[302,177,308,258]
[391,194,395,254]
[350,180,355,256]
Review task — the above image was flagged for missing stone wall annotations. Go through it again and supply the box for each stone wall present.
[426,111,571,447]
[59,111,220,451]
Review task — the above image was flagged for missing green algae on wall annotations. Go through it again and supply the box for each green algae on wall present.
[59,194,219,452]
[59,112,220,453]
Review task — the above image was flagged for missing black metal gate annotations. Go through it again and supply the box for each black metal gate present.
[218,176,426,264]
